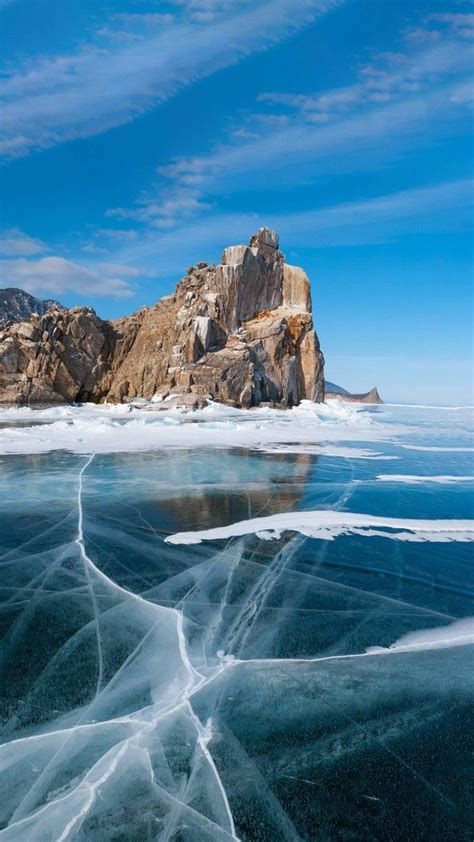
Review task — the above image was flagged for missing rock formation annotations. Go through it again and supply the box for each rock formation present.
[324,381,383,404]
[0,307,117,405]
[0,228,324,407]
[0,288,65,326]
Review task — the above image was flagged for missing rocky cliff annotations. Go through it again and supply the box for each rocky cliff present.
[0,228,324,407]
[0,288,64,326]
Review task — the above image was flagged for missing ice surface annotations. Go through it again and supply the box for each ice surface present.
[0,402,472,839]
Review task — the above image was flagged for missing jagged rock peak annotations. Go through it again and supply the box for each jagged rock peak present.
[249,227,279,250]
[0,229,325,408]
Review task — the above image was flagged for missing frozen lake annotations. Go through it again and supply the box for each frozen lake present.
[0,400,473,840]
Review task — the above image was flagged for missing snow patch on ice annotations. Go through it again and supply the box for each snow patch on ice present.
[401,445,474,452]
[376,475,474,484]
[0,400,398,456]
[165,510,474,545]
[367,617,474,654]
[259,444,398,460]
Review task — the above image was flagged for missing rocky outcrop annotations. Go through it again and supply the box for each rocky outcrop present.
[0,307,118,404]
[0,288,65,326]
[324,381,382,404]
[0,228,324,407]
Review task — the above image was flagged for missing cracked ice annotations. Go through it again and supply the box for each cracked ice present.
[0,402,472,840]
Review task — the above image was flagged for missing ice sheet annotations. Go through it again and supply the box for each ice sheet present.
[0,403,472,839]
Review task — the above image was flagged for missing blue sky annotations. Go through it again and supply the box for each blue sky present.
[0,0,473,403]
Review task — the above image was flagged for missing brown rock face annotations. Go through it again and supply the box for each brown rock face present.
[0,306,118,404]
[0,228,325,407]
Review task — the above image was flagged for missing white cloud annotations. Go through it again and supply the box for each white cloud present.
[81,243,109,255]
[0,228,45,256]
[97,228,139,242]
[104,23,473,234]
[171,0,258,23]
[260,36,474,117]
[0,0,344,159]
[277,178,474,242]
[98,262,140,277]
[108,178,473,277]
[150,77,472,208]
[109,13,176,28]
[107,189,212,228]
[429,12,474,40]
[0,256,134,298]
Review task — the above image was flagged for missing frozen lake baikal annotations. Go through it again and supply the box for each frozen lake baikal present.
[0,400,473,840]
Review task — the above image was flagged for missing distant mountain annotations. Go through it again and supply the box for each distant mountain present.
[324,380,351,396]
[325,380,382,404]
[0,288,65,325]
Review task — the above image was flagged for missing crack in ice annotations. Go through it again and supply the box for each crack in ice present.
[1,403,472,839]
[44,449,242,840]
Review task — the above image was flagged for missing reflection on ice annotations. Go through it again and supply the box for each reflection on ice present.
[0,404,472,839]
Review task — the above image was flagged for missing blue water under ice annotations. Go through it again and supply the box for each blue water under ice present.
[0,403,472,840]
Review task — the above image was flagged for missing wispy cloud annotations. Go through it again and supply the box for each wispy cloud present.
[0,256,135,298]
[0,0,343,160]
[106,178,473,278]
[172,0,257,23]
[114,80,471,233]
[182,80,469,187]
[96,229,139,243]
[260,34,474,117]
[107,189,212,228]
[97,261,140,278]
[0,227,46,256]
[429,12,474,40]
[104,20,473,234]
